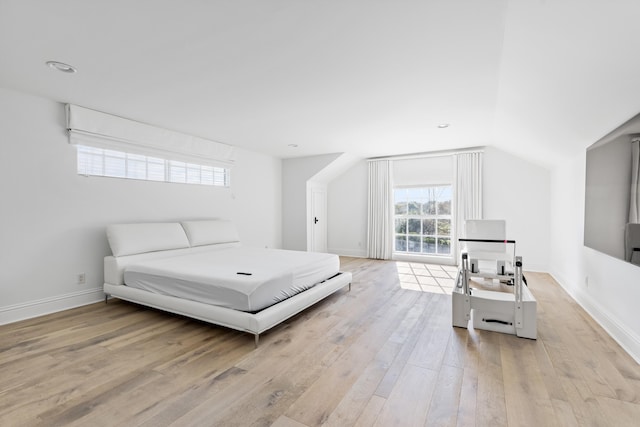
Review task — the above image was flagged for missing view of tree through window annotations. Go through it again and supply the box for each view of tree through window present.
[394,186,452,255]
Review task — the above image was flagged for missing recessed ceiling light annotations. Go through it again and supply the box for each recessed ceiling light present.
[437,123,450,129]
[46,61,77,73]
[288,144,298,148]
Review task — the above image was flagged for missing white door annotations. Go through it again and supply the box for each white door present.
[309,185,327,252]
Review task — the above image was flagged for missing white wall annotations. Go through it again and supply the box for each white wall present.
[0,87,282,324]
[327,160,368,257]
[550,151,640,362]
[326,147,551,269]
[483,146,550,271]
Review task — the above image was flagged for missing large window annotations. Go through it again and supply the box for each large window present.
[77,145,230,187]
[394,186,452,256]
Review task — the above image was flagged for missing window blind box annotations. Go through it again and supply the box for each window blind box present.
[66,104,235,168]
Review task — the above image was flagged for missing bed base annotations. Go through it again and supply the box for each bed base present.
[104,271,352,347]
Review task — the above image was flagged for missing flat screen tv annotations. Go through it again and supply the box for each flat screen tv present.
[584,113,640,266]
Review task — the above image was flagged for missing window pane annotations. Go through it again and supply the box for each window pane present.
[79,145,102,155]
[104,155,125,177]
[422,236,436,254]
[423,200,436,215]
[127,159,146,179]
[169,161,186,183]
[395,218,407,234]
[395,202,407,215]
[438,237,451,255]
[78,152,103,175]
[186,163,201,184]
[438,200,451,215]
[148,158,165,181]
[408,201,420,215]
[407,187,422,200]
[395,236,407,251]
[408,219,421,234]
[408,236,421,253]
[422,219,435,235]
[104,149,125,159]
[437,219,451,236]
[127,153,145,161]
[201,166,214,185]
[213,168,227,186]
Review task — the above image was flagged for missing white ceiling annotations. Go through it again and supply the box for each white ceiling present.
[1,0,639,167]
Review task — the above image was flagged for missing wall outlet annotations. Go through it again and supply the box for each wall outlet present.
[77,273,86,285]
[585,276,589,287]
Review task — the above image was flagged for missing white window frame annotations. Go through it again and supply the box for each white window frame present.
[76,145,230,187]
[393,184,454,262]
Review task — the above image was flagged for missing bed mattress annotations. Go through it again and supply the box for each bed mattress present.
[123,246,340,312]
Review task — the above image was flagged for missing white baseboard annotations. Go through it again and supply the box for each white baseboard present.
[329,247,367,258]
[523,263,547,273]
[0,288,105,326]
[549,272,640,364]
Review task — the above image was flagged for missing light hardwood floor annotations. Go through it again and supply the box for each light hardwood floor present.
[1,257,639,426]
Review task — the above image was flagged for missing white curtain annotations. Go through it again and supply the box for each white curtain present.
[455,152,483,247]
[630,138,640,223]
[367,160,394,259]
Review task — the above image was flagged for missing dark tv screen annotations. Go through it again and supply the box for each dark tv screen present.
[584,113,640,266]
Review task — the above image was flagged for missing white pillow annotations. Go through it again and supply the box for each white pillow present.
[181,219,240,247]
[107,223,190,257]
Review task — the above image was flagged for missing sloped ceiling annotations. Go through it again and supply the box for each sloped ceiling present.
[1,0,639,167]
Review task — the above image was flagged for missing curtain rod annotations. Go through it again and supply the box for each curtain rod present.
[367,146,484,162]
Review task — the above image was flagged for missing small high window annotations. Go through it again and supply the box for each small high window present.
[77,145,230,187]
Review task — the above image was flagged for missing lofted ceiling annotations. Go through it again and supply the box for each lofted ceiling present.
[1,0,639,167]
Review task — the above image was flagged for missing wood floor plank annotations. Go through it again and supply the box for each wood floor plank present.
[456,365,478,427]
[374,293,439,398]
[407,292,451,370]
[271,415,309,427]
[500,334,558,427]
[475,329,508,426]
[550,398,580,427]
[321,342,398,427]
[353,395,386,427]
[559,376,612,427]
[424,364,464,426]
[373,363,438,426]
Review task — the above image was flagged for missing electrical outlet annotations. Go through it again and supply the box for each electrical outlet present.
[77,273,86,285]
[585,276,589,287]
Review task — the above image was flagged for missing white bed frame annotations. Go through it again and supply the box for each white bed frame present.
[103,221,352,346]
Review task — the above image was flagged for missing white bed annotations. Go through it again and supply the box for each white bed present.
[103,220,352,345]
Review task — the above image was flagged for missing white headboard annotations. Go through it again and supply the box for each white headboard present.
[104,219,241,286]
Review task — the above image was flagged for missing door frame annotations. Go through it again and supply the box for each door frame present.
[306,181,327,252]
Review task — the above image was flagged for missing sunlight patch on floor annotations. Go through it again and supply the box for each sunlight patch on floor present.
[395,262,457,294]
